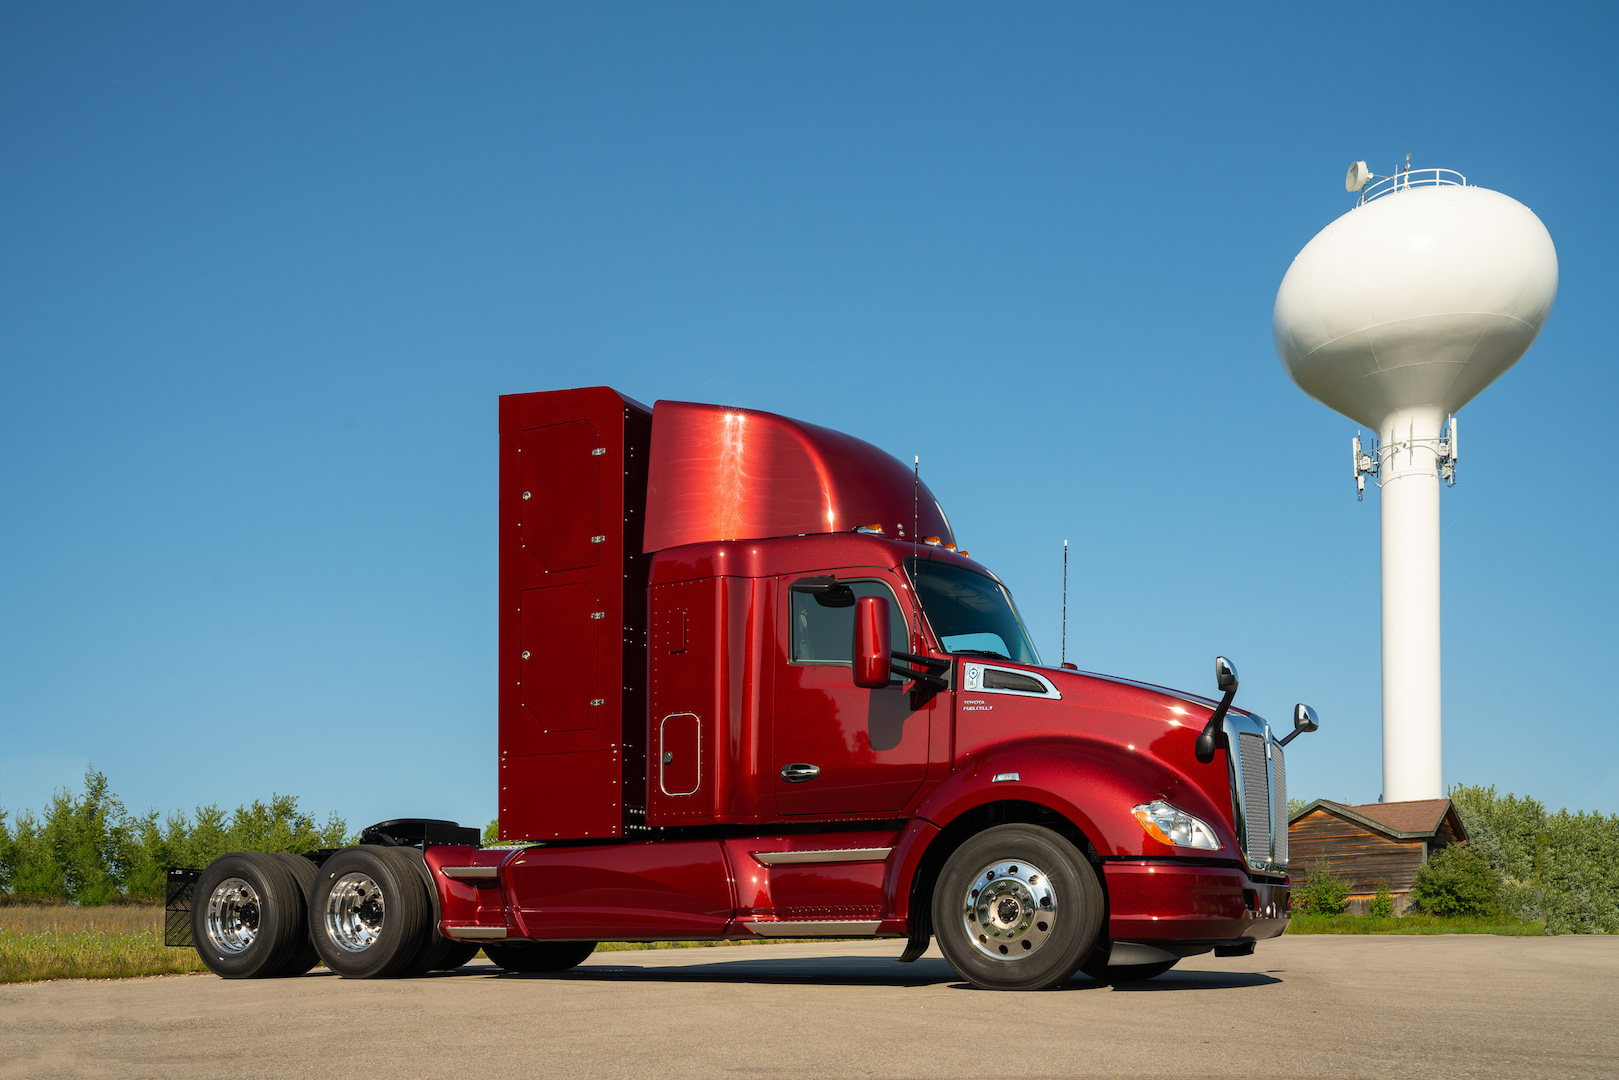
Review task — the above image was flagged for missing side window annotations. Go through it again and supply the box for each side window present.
[789,579,908,664]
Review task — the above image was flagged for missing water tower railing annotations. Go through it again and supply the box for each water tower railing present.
[1357,168,1467,206]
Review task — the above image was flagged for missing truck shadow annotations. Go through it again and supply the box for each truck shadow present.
[458,957,1279,991]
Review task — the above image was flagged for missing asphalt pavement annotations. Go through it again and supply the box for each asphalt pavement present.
[3,935,1615,1079]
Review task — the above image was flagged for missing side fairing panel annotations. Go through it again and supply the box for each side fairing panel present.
[499,387,651,842]
[723,833,899,924]
[506,841,733,940]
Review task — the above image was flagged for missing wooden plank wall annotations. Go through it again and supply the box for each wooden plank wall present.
[1288,809,1426,893]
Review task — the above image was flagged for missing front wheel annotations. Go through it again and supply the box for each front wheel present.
[931,824,1103,991]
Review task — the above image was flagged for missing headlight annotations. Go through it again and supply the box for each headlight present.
[1132,800,1222,850]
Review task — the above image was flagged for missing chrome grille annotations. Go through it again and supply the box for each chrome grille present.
[1238,732,1272,868]
[1272,745,1288,867]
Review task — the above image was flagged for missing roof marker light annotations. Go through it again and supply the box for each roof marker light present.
[923,536,942,546]
[856,523,885,534]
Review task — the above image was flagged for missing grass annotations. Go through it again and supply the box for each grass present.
[1286,911,1546,935]
[1,903,208,984]
[0,903,857,985]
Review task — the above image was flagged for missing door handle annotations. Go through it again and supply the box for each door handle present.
[780,763,820,783]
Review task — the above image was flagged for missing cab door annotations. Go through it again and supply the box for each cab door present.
[773,571,930,817]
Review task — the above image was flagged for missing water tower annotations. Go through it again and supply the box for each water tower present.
[1273,162,1557,802]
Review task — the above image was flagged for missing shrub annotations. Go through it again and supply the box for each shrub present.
[1296,858,1350,915]
[1410,844,1503,918]
[1369,881,1394,918]
[1446,784,1619,934]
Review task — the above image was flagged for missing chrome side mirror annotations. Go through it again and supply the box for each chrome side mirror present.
[1278,703,1319,747]
[1216,656,1238,693]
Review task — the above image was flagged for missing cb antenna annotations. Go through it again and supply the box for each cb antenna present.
[912,456,922,649]
[1061,539,1068,666]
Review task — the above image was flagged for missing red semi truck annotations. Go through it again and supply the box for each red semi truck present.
[174,385,1317,991]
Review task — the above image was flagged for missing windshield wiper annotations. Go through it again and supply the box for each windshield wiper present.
[952,649,1011,660]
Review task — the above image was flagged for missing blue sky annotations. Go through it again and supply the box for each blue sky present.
[3,3,1615,832]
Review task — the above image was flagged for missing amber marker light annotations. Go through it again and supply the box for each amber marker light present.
[923,536,942,546]
[855,523,885,534]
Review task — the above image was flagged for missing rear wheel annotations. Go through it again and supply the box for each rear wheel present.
[192,852,309,979]
[483,941,597,973]
[308,846,432,978]
[931,824,1103,991]
[267,853,320,977]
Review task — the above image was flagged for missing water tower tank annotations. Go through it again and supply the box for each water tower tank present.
[1275,179,1557,426]
[1273,168,1557,802]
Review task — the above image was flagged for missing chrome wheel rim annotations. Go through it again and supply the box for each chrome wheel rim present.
[961,859,1057,961]
[325,872,386,952]
[205,877,262,954]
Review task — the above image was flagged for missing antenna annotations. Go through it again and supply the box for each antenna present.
[912,456,922,650]
[1061,539,1069,666]
[1440,414,1459,486]
[1346,160,1371,193]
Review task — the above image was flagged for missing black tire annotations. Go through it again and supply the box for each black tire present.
[483,941,597,973]
[267,853,320,977]
[374,847,451,978]
[432,941,482,971]
[1080,954,1178,984]
[191,852,309,979]
[307,846,432,979]
[931,824,1103,991]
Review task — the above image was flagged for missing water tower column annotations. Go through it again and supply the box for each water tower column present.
[1377,404,1445,801]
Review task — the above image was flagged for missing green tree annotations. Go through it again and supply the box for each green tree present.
[1410,844,1503,918]
[38,767,133,905]
[1449,784,1546,883]
[0,807,15,895]
[0,768,354,904]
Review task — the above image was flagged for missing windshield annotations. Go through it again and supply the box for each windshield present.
[905,557,1041,665]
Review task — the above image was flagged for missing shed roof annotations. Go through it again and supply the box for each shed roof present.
[1289,797,1467,842]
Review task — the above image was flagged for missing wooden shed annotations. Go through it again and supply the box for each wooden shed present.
[1287,798,1468,914]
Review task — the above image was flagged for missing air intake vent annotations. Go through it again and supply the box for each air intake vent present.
[1238,733,1272,867]
[982,669,1047,693]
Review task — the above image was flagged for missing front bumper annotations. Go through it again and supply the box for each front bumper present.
[1102,859,1289,945]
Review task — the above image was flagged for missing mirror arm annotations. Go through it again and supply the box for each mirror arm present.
[1277,728,1302,747]
[1194,688,1237,764]
[891,649,950,691]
